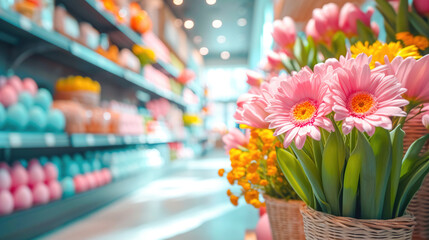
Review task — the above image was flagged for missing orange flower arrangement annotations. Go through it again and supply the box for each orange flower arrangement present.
[219,126,298,208]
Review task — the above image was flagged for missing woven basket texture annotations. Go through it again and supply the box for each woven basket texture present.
[403,111,429,239]
[264,195,305,240]
[300,206,416,240]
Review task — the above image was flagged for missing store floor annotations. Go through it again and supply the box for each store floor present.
[43,151,258,240]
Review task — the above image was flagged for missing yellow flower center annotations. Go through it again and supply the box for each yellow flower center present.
[349,92,376,116]
[291,100,317,125]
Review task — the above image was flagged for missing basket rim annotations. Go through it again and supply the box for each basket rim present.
[301,205,416,230]
[263,194,305,205]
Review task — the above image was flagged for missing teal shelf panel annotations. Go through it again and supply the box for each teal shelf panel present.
[0,132,69,148]
[70,134,124,148]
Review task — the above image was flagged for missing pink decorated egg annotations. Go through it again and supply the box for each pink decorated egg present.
[22,78,38,96]
[47,180,62,200]
[0,162,10,171]
[13,185,32,210]
[255,213,273,240]
[32,182,49,205]
[28,159,40,168]
[73,175,88,193]
[0,169,11,190]
[0,85,18,107]
[7,76,22,93]
[94,171,103,186]
[0,76,7,87]
[10,165,29,189]
[101,168,112,184]
[85,174,96,189]
[44,163,59,181]
[0,190,14,215]
[28,164,45,187]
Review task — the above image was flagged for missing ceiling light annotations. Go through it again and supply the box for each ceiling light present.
[199,47,209,56]
[173,0,183,5]
[220,51,230,60]
[217,35,226,44]
[184,20,194,29]
[206,0,216,5]
[237,18,247,27]
[212,20,222,28]
[193,36,202,44]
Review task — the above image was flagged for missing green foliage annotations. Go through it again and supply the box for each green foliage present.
[276,126,429,220]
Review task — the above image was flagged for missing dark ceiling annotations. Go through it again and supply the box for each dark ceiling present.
[164,0,255,62]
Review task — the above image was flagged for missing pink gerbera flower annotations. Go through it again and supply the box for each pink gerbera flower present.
[265,67,334,149]
[330,54,409,135]
[222,128,250,153]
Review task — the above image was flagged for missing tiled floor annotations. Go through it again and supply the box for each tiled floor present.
[43,152,258,240]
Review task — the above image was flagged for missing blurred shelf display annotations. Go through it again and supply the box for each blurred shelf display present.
[0,8,186,108]
[0,132,184,149]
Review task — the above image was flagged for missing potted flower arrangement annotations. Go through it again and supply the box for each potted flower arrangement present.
[220,112,304,240]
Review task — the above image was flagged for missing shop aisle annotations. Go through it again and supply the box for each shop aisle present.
[43,152,258,240]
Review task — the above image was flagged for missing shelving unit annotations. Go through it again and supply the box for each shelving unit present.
[0,169,166,240]
[0,7,186,108]
[0,132,183,149]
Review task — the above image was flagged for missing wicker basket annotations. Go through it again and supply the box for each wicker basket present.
[264,195,305,240]
[403,111,429,239]
[300,206,416,240]
[407,175,429,239]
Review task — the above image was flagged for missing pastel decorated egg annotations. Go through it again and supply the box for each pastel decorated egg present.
[81,161,92,174]
[44,163,59,181]
[18,92,33,110]
[0,103,5,129]
[0,190,14,215]
[255,213,272,240]
[28,163,45,186]
[0,162,10,171]
[0,76,7,87]
[46,109,65,132]
[34,88,52,112]
[32,182,49,205]
[73,175,88,193]
[60,177,75,198]
[47,180,62,200]
[13,185,33,210]
[0,169,11,190]
[39,156,49,166]
[28,158,40,168]
[85,174,96,189]
[6,103,28,130]
[92,159,101,171]
[64,161,80,178]
[10,164,29,189]
[27,106,47,131]
[7,76,22,93]
[22,78,38,96]
[0,85,18,107]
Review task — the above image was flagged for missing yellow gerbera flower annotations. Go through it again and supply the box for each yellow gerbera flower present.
[350,41,421,68]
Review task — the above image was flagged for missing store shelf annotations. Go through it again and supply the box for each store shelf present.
[70,134,123,147]
[0,8,186,108]
[0,170,165,240]
[0,132,69,148]
[56,0,181,79]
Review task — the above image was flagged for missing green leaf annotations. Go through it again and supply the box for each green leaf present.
[370,128,392,219]
[408,11,429,39]
[312,138,323,173]
[375,0,397,29]
[332,32,348,59]
[342,149,361,218]
[396,0,409,33]
[395,157,429,217]
[384,20,397,43]
[318,44,334,60]
[293,37,304,67]
[276,147,315,207]
[357,132,377,219]
[356,20,377,44]
[402,134,429,177]
[382,126,405,219]
[322,131,346,216]
[291,144,331,213]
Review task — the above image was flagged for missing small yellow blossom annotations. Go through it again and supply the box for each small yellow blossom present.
[218,168,225,177]
[230,195,239,206]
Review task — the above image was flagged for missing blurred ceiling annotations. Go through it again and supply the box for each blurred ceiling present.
[164,0,255,62]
